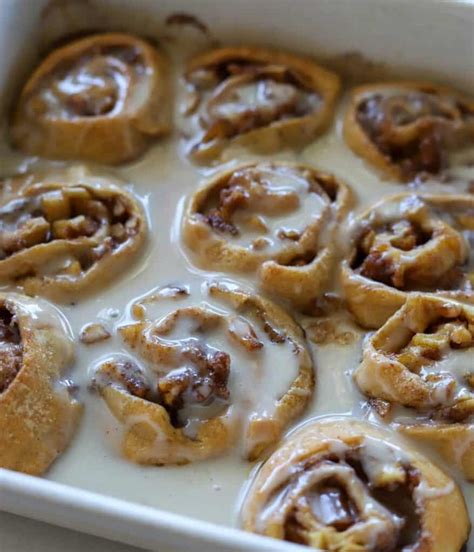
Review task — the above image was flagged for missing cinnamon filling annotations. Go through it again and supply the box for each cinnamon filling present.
[394,314,474,421]
[198,166,335,265]
[0,305,23,393]
[0,186,139,267]
[352,208,470,291]
[356,91,474,177]
[355,220,434,287]
[283,470,361,545]
[187,61,320,141]
[95,343,230,429]
[307,482,359,531]
[236,304,288,346]
[200,167,302,237]
[28,45,144,119]
[285,249,319,267]
[369,472,421,548]
[282,452,421,550]
[95,359,152,400]
[156,344,230,426]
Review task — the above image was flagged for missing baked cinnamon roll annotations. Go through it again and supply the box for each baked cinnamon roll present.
[342,193,474,328]
[344,82,474,181]
[183,162,351,310]
[183,47,340,162]
[354,294,474,480]
[0,166,147,301]
[11,33,170,164]
[242,418,470,551]
[0,293,81,475]
[92,281,314,465]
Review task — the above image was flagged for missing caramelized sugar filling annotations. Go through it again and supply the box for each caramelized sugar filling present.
[200,168,303,235]
[95,344,230,429]
[187,61,320,141]
[0,186,138,264]
[356,91,474,177]
[282,451,421,550]
[354,220,435,286]
[306,481,359,531]
[393,313,474,421]
[351,203,472,292]
[0,305,23,393]
[156,342,231,427]
[370,474,421,548]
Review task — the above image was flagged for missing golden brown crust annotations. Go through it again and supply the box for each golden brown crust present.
[0,167,147,302]
[183,162,351,310]
[399,424,474,481]
[341,192,474,328]
[0,293,82,475]
[242,418,470,551]
[343,81,474,181]
[11,33,171,164]
[354,294,474,480]
[208,282,315,460]
[93,282,314,465]
[100,378,233,465]
[184,46,340,162]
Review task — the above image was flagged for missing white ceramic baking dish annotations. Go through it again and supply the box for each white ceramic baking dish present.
[0,1,473,551]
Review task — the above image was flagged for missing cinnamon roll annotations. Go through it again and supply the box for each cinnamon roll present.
[0,166,147,301]
[342,193,474,328]
[183,47,340,162]
[11,33,170,164]
[92,281,314,464]
[0,293,81,475]
[354,294,474,480]
[183,162,351,310]
[242,418,470,551]
[344,82,474,181]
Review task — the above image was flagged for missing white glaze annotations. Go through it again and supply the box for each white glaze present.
[223,165,330,252]
[96,281,302,454]
[421,348,474,406]
[250,428,439,549]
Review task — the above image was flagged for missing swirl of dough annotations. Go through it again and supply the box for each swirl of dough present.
[344,81,474,181]
[11,33,170,164]
[183,46,340,162]
[242,418,470,551]
[92,281,314,464]
[342,193,474,328]
[183,162,351,310]
[0,293,81,474]
[0,166,147,301]
[354,294,474,480]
